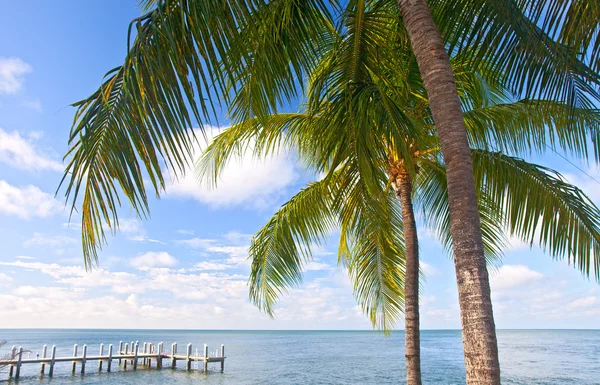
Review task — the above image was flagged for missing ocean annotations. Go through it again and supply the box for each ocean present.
[0,329,598,384]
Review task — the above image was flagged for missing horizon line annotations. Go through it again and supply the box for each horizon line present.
[0,328,598,331]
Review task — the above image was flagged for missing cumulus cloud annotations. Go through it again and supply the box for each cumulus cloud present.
[0,180,62,219]
[0,272,13,284]
[166,128,298,208]
[193,261,234,271]
[568,296,597,309]
[420,261,441,276]
[116,218,164,244]
[0,129,63,171]
[23,232,76,247]
[490,264,543,291]
[0,57,31,94]
[130,251,178,268]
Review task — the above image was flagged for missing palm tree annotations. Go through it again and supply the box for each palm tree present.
[199,7,600,382]
[390,0,600,380]
[60,1,600,383]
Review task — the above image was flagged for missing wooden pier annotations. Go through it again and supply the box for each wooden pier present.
[1,341,225,380]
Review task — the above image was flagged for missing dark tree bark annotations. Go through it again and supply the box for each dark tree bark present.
[395,1,501,384]
[394,174,422,385]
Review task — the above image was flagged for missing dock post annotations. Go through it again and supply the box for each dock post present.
[186,343,192,371]
[40,344,48,374]
[123,343,129,369]
[81,344,87,375]
[118,341,123,365]
[15,346,23,379]
[133,343,139,371]
[143,342,147,366]
[203,344,208,373]
[171,343,177,369]
[107,344,113,372]
[98,343,104,371]
[8,346,15,378]
[72,344,78,374]
[221,344,225,372]
[49,345,56,377]
[157,342,163,369]
[131,341,135,365]
[148,343,153,368]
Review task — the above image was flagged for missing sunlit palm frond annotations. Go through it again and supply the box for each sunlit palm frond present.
[339,168,406,332]
[472,150,600,282]
[431,0,600,108]
[416,159,507,264]
[60,0,265,267]
[227,0,337,123]
[248,173,339,316]
[464,101,600,162]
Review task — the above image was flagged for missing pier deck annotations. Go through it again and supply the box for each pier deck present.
[0,341,225,379]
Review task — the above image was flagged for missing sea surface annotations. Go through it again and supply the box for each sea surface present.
[0,329,598,384]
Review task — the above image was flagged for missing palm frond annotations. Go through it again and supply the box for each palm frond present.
[248,174,338,316]
[416,159,507,264]
[431,0,600,108]
[472,150,600,282]
[60,1,262,266]
[464,100,600,162]
[341,174,406,332]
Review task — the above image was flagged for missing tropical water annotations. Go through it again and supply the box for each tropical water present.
[0,329,598,384]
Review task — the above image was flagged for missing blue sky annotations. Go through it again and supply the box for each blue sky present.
[0,1,599,330]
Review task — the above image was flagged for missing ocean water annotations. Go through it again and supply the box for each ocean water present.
[0,329,598,384]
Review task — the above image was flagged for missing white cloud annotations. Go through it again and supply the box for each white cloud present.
[193,261,234,271]
[16,256,36,260]
[0,180,62,219]
[177,229,195,235]
[420,261,441,276]
[118,218,143,234]
[130,251,178,268]
[0,272,13,283]
[0,260,85,279]
[304,260,332,272]
[21,99,43,112]
[0,57,31,94]
[177,237,216,249]
[166,128,298,208]
[23,232,76,247]
[568,296,597,309]
[490,264,543,291]
[116,218,163,244]
[206,245,248,259]
[0,129,63,171]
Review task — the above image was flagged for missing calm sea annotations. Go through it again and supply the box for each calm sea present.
[0,329,598,384]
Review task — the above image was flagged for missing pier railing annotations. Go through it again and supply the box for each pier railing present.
[0,341,225,380]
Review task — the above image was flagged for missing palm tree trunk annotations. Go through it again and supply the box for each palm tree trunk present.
[395,1,501,384]
[394,175,422,385]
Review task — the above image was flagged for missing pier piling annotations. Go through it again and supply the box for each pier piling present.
[40,344,47,374]
[221,344,225,372]
[72,344,78,374]
[107,344,113,372]
[49,345,56,377]
[133,343,139,371]
[203,344,208,373]
[98,343,104,371]
[186,343,192,371]
[171,343,177,369]
[15,346,23,379]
